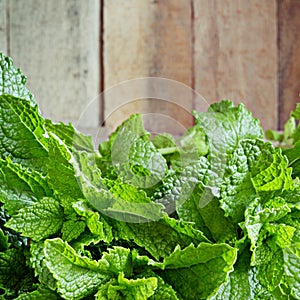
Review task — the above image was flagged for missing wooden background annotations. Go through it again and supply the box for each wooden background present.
[0,0,299,136]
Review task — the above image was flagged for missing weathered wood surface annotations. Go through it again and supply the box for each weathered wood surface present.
[8,0,100,130]
[193,0,278,130]
[0,0,7,54]
[278,0,300,129]
[0,0,299,134]
[104,0,194,134]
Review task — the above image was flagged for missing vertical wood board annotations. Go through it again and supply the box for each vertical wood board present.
[9,0,100,129]
[278,0,300,129]
[104,0,193,135]
[0,0,7,53]
[193,0,277,130]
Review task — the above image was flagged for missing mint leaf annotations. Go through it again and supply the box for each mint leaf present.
[284,140,300,178]
[45,119,94,153]
[221,139,293,223]
[73,200,113,243]
[29,241,56,291]
[283,243,300,298]
[0,248,33,297]
[111,130,167,189]
[180,124,209,156]
[0,95,48,172]
[14,285,60,300]
[5,197,63,241]
[44,239,132,299]
[112,215,209,260]
[61,219,86,242]
[44,238,109,299]
[0,53,35,104]
[0,157,52,215]
[244,197,292,252]
[177,185,237,242]
[251,148,293,195]
[210,247,273,300]
[74,150,165,223]
[153,243,237,299]
[193,100,263,195]
[95,273,157,300]
[47,135,84,200]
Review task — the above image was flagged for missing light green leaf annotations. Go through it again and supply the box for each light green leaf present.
[221,139,293,223]
[61,219,86,242]
[180,124,209,156]
[98,272,157,300]
[112,215,209,260]
[244,197,291,251]
[0,95,49,172]
[148,273,179,300]
[193,100,263,196]
[44,239,132,299]
[112,130,167,189]
[153,243,237,299]
[220,139,264,222]
[283,243,300,298]
[284,140,300,178]
[177,185,237,242]
[75,150,165,223]
[72,200,113,243]
[210,247,273,300]
[30,241,56,291]
[291,103,300,120]
[47,135,84,200]
[44,238,108,299]
[251,148,293,195]
[152,132,177,150]
[0,53,35,104]
[5,197,63,241]
[0,157,52,215]
[97,246,132,276]
[45,119,94,153]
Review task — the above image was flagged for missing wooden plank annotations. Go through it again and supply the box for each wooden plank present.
[0,0,7,53]
[278,0,300,129]
[104,0,193,135]
[9,0,100,130]
[193,0,277,130]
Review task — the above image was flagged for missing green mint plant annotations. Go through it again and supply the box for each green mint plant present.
[0,53,299,299]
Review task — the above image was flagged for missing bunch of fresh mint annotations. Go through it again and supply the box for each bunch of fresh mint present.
[0,53,299,299]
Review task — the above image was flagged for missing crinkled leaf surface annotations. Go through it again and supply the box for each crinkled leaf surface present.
[283,243,300,298]
[0,53,35,104]
[0,157,52,215]
[29,241,57,290]
[14,285,60,300]
[221,139,293,223]
[112,215,209,260]
[152,243,237,299]
[5,197,63,241]
[95,272,157,300]
[210,247,273,300]
[44,238,108,299]
[0,95,49,172]
[193,100,263,196]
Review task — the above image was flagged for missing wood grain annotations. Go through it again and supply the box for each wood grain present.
[193,0,277,130]
[8,0,100,130]
[278,0,300,129]
[104,0,194,135]
[0,0,7,53]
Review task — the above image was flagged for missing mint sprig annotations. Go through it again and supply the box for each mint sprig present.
[0,53,299,299]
